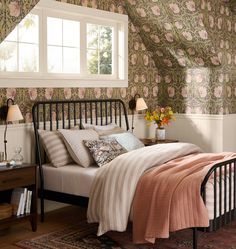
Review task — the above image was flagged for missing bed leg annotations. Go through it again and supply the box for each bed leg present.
[40,193,44,222]
[192,228,198,249]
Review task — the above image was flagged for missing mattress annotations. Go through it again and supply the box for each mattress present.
[42,164,235,221]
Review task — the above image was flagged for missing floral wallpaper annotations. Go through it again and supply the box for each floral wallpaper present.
[0,0,235,122]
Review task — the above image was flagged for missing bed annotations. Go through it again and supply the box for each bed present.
[32,98,236,249]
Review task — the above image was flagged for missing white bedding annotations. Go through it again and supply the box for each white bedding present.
[42,164,99,197]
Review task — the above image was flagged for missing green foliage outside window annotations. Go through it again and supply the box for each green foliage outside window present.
[87,24,113,75]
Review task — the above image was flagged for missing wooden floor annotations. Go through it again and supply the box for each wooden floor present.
[0,206,86,249]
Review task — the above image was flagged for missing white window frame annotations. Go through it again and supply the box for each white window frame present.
[0,0,128,88]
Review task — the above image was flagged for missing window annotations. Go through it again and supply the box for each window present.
[0,0,128,87]
[0,13,39,73]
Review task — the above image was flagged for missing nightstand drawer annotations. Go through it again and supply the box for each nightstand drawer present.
[0,167,35,191]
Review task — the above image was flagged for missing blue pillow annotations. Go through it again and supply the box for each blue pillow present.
[100,132,144,151]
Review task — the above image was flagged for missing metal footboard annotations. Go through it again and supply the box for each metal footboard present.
[193,157,236,249]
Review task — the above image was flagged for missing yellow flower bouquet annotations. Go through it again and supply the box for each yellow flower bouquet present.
[145,106,175,128]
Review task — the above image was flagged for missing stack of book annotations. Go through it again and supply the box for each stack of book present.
[11,188,33,216]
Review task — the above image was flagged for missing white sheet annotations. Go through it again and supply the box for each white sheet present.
[42,164,99,197]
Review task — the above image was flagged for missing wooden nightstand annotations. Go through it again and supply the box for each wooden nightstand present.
[0,164,37,231]
[140,138,179,146]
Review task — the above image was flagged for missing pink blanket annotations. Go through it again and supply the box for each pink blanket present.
[133,152,236,244]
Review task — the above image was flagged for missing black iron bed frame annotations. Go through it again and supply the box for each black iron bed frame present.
[32,98,236,249]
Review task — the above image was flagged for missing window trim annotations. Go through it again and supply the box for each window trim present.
[0,0,128,88]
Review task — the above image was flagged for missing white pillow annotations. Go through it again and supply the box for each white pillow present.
[59,129,99,168]
[38,130,73,167]
[100,132,145,151]
[82,123,124,136]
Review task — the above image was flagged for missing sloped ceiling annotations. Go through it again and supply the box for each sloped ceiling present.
[125,0,220,69]
[124,0,236,114]
[0,1,40,43]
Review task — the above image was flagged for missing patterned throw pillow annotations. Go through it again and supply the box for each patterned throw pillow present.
[83,139,127,167]
[38,130,73,167]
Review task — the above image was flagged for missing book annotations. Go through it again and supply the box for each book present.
[26,190,32,214]
[17,194,24,216]
[20,188,28,215]
[11,188,24,215]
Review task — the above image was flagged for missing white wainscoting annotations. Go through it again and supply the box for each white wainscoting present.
[0,114,236,162]
[134,113,236,153]
[0,122,35,163]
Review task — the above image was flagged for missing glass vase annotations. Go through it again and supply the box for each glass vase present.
[12,147,24,165]
[156,127,166,140]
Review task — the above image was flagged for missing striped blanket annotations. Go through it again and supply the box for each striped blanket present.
[87,142,202,235]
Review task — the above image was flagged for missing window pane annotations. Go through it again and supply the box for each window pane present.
[48,46,62,72]
[0,41,17,71]
[63,20,80,47]
[47,17,62,46]
[100,51,112,74]
[100,26,113,51]
[5,28,17,42]
[19,43,39,72]
[87,24,113,75]
[63,47,80,73]
[87,24,98,49]
[19,14,39,44]
[87,49,98,74]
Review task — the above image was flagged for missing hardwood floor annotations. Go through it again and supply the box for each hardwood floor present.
[0,206,87,249]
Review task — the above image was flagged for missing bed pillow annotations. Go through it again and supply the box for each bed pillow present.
[82,123,125,136]
[38,130,73,167]
[83,139,127,167]
[59,129,99,168]
[100,132,145,151]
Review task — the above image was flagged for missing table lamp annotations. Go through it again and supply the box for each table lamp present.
[128,94,147,132]
[3,98,24,162]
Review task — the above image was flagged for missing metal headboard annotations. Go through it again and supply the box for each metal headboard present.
[32,98,129,162]
[32,99,129,202]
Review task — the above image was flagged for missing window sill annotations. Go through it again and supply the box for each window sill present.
[0,77,128,88]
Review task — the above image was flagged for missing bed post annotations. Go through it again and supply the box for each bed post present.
[192,228,198,249]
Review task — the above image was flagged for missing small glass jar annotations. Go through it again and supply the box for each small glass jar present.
[12,147,23,165]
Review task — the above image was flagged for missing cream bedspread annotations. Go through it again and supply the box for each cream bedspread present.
[87,142,202,235]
